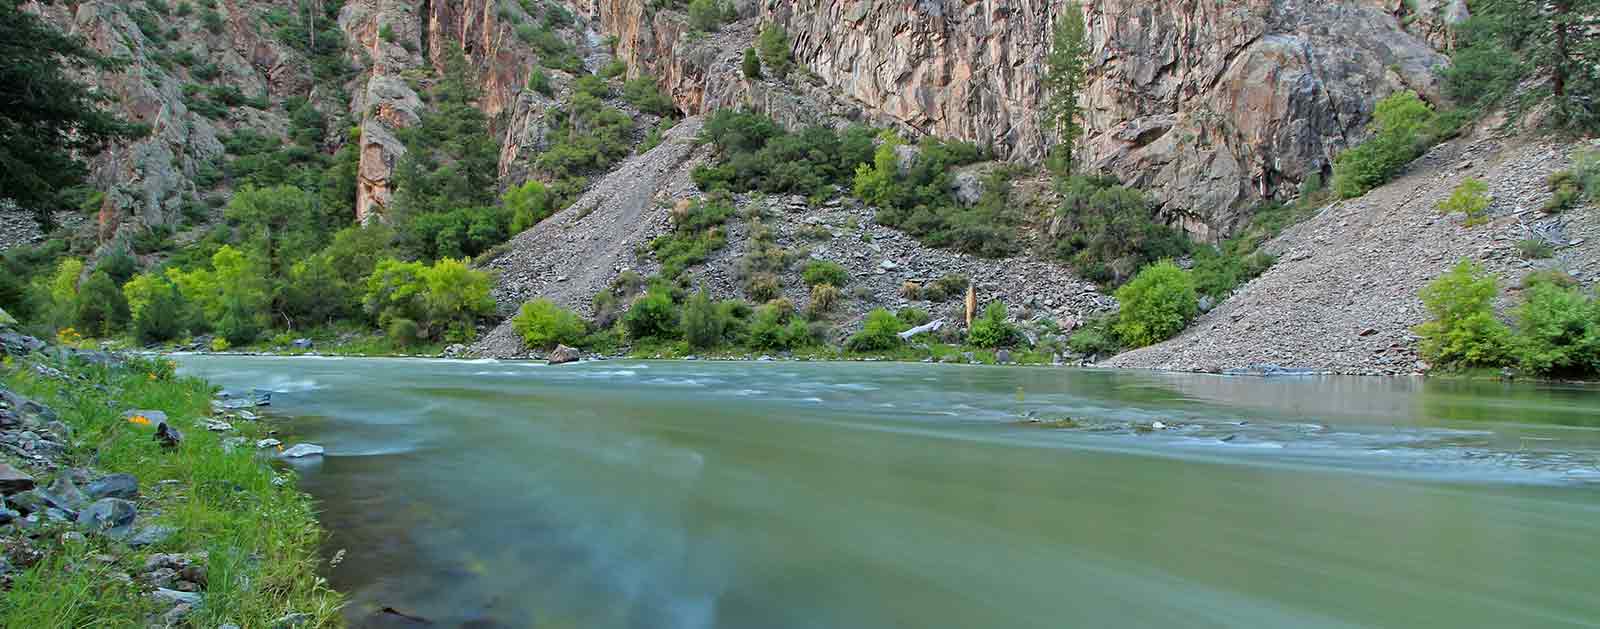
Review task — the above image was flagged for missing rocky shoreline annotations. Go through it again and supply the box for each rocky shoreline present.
[0,325,340,626]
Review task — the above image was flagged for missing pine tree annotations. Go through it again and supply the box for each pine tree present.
[1041,2,1089,172]
[0,1,143,230]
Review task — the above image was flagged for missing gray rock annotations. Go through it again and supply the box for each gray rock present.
[221,436,248,452]
[547,344,580,365]
[127,525,176,548]
[85,473,138,500]
[256,438,282,449]
[150,587,202,607]
[77,498,137,536]
[0,462,35,494]
[995,349,1012,364]
[280,443,325,458]
[290,338,314,350]
[0,331,46,356]
[47,474,88,510]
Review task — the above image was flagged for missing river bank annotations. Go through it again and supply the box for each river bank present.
[0,330,341,626]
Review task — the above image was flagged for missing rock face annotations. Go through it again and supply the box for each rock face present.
[589,0,1452,238]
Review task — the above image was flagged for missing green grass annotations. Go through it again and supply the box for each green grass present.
[624,340,1059,365]
[0,353,343,628]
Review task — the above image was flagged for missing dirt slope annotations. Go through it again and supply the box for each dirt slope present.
[1105,137,1600,376]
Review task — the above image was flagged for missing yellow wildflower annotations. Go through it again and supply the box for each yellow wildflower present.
[128,415,150,425]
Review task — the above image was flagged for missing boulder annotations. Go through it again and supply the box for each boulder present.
[0,462,35,494]
[280,443,325,458]
[76,498,137,537]
[256,438,282,449]
[547,344,580,365]
[85,474,138,500]
[290,338,314,350]
[46,474,88,510]
[0,331,46,356]
[995,349,1012,364]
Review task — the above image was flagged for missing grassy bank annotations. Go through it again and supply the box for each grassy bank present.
[0,351,341,627]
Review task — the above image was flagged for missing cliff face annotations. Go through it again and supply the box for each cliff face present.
[23,0,314,241]
[587,0,1456,239]
[340,0,563,222]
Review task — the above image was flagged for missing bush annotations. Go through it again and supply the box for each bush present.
[1111,261,1197,348]
[1191,241,1275,299]
[742,47,760,79]
[123,272,186,343]
[622,75,676,116]
[624,289,678,340]
[808,283,840,316]
[923,274,968,302]
[1051,174,1190,286]
[74,271,129,337]
[513,298,586,349]
[362,257,496,342]
[526,68,552,96]
[1332,91,1454,199]
[1517,238,1554,259]
[652,197,735,279]
[1511,280,1600,377]
[745,272,781,301]
[801,259,848,287]
[504,179,554,233]
[1438,178,1491,224]
[896,307,930,328]
[692,110,874,201]
[1415,260,1512,369]
[846,308,905,352]
[687,0,723,32]
[1067,314,1121,357]
[747,302,808,350]
[681,288,727,349]
[756,24,791,78]
[968,302,1019,348]
[386,317,419,347]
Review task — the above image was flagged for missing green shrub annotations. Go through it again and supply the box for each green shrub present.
[923,274,969,302]
[896,307,930,328]
[688,0,724,32]
[624,289,678,340]
[681,288,726,349]
[362,257,495,342]
[651,197,735,279]
[1111,260,1197,348]
[1511,280,1600,377]
[1191,240,1275,299]
[200,8,223,33]
[742,47,760,79]
[526,68,552,96]
[692,110,874,201]
[1067,314,1121,357]
[747,302,808,350]
[123,272,187,343]
[386,317,419,346]
[858,138,1012,257]
[1415,260,1512,369]
[513,298,587,349]
[504,179,553,233]
[808,283,841,316]
[846,308,905,352]
[74,271,129,337]
[1332,91,1454,198]
[745,272,781,301]
[1517,238,1554,259]
[1438,178,1491,224]
[622,75,676,116]
[757,23,791,78]
[968,302,1020,348]
[801,259,848,287]
[600,58,627,78]
[1051,174,1189,285]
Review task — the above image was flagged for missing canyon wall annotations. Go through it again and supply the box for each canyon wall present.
[586,0,1459,239]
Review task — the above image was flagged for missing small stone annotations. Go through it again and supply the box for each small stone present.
[151,587,202,607]
[290,338,314,350]
[1357,327,1378,337]
[85,473,138,500]
[203,419,234,431]
[280,443,325,458]
[237,410,259,421]
[46,474,88,510]
[256,438,282,449]
[995,349,1012,364]
[1151,421,1169,430]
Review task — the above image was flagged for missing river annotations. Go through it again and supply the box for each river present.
[175,356,1600,628]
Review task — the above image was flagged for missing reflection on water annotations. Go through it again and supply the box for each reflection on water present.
[179,357,1600,628]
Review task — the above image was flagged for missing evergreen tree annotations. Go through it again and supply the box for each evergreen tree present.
[1042,2,1089,171]
[0,0,143,230]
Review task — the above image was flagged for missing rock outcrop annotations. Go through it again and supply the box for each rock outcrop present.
[586,0,1454,239]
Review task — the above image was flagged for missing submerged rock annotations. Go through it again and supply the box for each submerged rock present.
[280,443,325,458]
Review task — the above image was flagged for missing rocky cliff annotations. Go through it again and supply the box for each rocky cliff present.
[587,0,1457,239]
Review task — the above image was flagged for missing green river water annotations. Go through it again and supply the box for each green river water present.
[176,356,1600,628]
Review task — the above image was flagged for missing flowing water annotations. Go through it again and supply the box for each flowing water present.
[176,356,1600,628]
